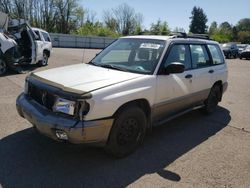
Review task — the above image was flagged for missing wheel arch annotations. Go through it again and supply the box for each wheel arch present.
[212,80,223,101]
[43,49,50,57]
[113,98,151,127]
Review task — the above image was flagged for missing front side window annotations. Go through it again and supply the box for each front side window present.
[91,38,166,74]
[190,45,210,68]
[34,31,41,41]
[207,44,224,65]
[163,44,191,70]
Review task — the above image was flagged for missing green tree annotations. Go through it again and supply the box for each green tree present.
[150,19,170,35]
[208,21,218,35]
[189,6,208,34]
[237,31,250,43]
[172,27,186,33]
[236,18,250,43]
[220,22,232,31]
[236,18,250,31]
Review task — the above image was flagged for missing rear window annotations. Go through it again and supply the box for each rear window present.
[41,32,51,42]
[207,44,224,65]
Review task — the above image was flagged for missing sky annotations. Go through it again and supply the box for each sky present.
[81,0,250,32]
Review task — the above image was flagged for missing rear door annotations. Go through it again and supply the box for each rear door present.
[41,31,52,51]
[33,30,43,61]
[207,44,228,84]
[188,44,213,104]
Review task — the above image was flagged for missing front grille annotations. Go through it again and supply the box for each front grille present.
[28,83,56,110]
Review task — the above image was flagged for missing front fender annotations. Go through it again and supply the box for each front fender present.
[84,76,156,121]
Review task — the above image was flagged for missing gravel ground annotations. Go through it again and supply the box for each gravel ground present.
[0,48,249,188]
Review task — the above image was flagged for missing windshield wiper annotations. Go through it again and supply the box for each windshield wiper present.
[99,64,129,72]
[88,61,98,66]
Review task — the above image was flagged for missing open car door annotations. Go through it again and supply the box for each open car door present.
[0,11,8,31]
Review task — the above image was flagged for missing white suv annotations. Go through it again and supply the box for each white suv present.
[0,17,52,75]
[32,27,52,66]
[16,34,228,157]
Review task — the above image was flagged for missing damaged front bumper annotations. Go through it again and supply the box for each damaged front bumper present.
[16,93,113,145]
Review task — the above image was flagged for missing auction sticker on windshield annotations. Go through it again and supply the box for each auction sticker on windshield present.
[140,43,161,49]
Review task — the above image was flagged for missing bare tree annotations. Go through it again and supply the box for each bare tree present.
[103,10,118,31]
[103,3,143,35]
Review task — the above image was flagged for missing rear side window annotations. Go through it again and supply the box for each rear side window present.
[42,32,51,42]
[190,45,210,68]
[163,44,191,70]
[207,44,224,65]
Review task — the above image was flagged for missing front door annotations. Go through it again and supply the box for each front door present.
[153,44,194,123]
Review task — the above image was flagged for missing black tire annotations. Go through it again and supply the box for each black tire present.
[203,85,221,114]
[0,58,7,76]
[38,52,49,66]
[106,105,147,158]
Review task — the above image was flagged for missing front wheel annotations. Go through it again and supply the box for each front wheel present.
[38,52,49,66]
[106,106,147,158]
[203,85,221,114]
[0,58,7,76]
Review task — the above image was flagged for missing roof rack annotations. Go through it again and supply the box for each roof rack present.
[170,32,210,40]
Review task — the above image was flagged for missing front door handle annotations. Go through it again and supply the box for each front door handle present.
[209,70,214,74]
[185,74,193,79]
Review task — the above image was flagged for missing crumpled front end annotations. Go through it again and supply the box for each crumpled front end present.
[16,76,114,145]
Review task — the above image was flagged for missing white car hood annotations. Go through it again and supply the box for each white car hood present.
[32,63,143,94]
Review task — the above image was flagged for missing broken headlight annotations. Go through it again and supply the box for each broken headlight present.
[53,97,76,116]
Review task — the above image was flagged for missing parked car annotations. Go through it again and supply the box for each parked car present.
[16,33,228,157]
[0,11,52,75]
[237,44,248,53]
[221,43,238,59]
[239,45,250,60]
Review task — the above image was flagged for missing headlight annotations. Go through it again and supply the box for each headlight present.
[53,97,76,115]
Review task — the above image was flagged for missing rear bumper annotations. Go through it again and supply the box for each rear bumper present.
[16,93,113,145]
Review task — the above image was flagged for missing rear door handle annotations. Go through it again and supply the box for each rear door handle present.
[209,70,214,74]
[185,74,193,79]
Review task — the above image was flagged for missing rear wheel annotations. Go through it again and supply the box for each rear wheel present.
[38,52,49,66]
[204,85,221,114]
[106,106,147,158]
[0,58,7,76]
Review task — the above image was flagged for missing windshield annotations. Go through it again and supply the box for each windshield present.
[90,38,166,74]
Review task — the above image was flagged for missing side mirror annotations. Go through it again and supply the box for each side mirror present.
[164,62,185,74]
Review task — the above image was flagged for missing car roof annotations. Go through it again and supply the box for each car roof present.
[122,35,172,41]
[122,35,219,45]
[32,27,48,33]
